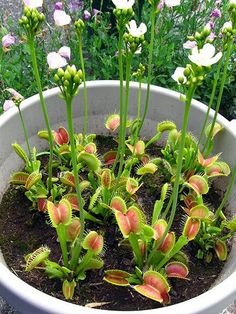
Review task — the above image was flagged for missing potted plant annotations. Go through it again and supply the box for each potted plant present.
[0,0,236,313]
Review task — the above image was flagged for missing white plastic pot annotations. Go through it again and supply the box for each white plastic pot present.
[0,81,236,314]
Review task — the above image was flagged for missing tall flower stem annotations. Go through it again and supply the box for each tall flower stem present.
[57,224,69,267]
[17,107,31,160]
[66,96,85,270]
[28,36,54,191]
[116,53,132,182]
[166,86,196,232]
[112,27,125,172]
[78,34,88,141]
[136,8,156,137]
[203,40,233,155]
[196,58,223,150]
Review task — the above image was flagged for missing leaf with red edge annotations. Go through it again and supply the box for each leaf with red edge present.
[183,217,200,241]
[126,177,141,195]
[66,217,81,242]
[103,151,117,165]
[186,175,209,195]
[63,194,80,210]
[25,171,42,190]
[84,143,97,154]
[198,150,220,167]
[134,271,170,304]
[214,239,227,261]
[37,198,48,213]
[53,127,69,145]
[159,232,176,255]
[82,231,103,255]
[60,172,75,188]
[189,204,210,219]
[115,206,142,238]
[10,172,29,185]
[165,261,189,279]
[153,219,167,240]
[47,199,72,228]
[206,162,230,177]
[105,114,120,132]
[101,169,112,189]
[110,196,127,213]
[127,141,145,156]
[103,269,131,286]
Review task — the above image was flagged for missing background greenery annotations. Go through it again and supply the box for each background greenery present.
[0,0,235,118]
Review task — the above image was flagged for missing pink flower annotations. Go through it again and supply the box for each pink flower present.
[47,46,71,69]
[92,8,101,16]
[207,32,216,42]
[55,2,63,10]
[211,8,221,18]
[3,100,15,112]
[54,10,71,26]
[206,21,215,30]
[23,0,43,8]
[83,10,91,20]
[5,88,24,101]
[58,46,71,59]
[47,52,68,69]
[2,34,15,49]
[183,40,196,49]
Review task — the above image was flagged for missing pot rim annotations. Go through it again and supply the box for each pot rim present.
[0,81,236,314]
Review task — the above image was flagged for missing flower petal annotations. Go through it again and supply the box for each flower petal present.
[47,52,68,69]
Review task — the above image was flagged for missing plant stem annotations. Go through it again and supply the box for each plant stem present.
[215,164,236,220]
[78,34,88,141]
[28,36,53,191]
[116,53,132,183]
[66,96,85,270]
[17,107,31,160]
[57,224,68,267]
[203,40,233,155]
[129,233,142,269]
[137,8,156,137]
[112,27,125,172]
[76,250,94,275]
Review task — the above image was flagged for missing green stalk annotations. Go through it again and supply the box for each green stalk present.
[203,40,233,155]
[116,54,132,183]
[166,86,196,233]
[66,96,85,270]
[28,36,54,191]
[112,27,125,172]
[129,233,143,269]
[17,107,31,160]
[76,250,94,275]
[57,224,68,267]
[99,0,104,12]
[214,164,236,220]
[197,59,222,150]
[137,8,156,137]
[78,33,88,141]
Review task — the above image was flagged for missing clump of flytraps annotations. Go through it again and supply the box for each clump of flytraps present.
[7,0,236,305]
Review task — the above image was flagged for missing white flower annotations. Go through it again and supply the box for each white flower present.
[47,52,68,69]
[188,43,222,67]
[112,0,135,9]
[229,0,236,4]
[171,67,187,84]
[126,20,147,37]
[58,46,71,59]
[3,100,15,112]
[54,10,71,26]
[222,21,232,31]
[23,0,43,8]
[165,0,181,7]
[5,88,24,101]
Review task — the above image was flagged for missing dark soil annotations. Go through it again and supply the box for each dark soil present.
[0,135,228,311]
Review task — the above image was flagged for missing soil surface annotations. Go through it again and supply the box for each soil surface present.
[0,135,228,311]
